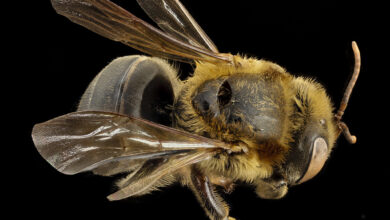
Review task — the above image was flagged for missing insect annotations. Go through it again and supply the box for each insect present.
[33,0,361,220]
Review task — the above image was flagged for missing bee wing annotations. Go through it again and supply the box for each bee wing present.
[50,0,232,64]
[32,111,228,175]
[135,0,219,53]
[107,150,211,200]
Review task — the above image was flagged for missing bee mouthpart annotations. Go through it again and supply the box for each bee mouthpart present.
[334,41,360,144]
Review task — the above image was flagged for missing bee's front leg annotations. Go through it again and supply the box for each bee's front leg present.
[190,166,234,220]
[227,141,249,154]
[209,176,235,194]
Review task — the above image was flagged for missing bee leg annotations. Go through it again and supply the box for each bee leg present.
[209,176,235,194]
[190,167,233,220]
[226,141,249,154]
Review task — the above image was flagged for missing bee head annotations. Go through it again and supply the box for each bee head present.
[283,41,360,186]
[253,78,337,199]
[279,77,337,186]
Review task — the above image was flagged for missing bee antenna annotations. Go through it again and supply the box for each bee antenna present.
[335,41,361,144]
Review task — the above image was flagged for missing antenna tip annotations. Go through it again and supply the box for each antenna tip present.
[352,41,360,52]
[350,135,357,144]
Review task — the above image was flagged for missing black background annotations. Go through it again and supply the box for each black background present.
[10,1,387,219]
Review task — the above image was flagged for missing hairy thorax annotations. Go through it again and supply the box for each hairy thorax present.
[173,56,295,182]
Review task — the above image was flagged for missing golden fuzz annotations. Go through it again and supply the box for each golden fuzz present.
[174,55,337,181]
[175,56,297,181]
[292,77,337,149]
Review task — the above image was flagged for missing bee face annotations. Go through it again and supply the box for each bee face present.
[282,77,337,186]
[250,77,338,199]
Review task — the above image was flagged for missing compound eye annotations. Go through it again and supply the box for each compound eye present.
[298,137,328,183]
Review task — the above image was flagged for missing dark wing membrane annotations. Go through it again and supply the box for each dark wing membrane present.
[32,111,228,175]
[50,0,232,64]
[136,0,219,52]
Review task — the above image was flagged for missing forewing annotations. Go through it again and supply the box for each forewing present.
[50,0,232,64]
[32,111,228,175]
[136,0,219,52]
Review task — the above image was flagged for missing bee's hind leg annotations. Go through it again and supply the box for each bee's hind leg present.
[189,166,235,220]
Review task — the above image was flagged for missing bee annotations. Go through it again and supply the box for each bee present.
[33,1,361,220]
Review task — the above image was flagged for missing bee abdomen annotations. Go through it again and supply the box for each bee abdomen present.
[78,55,179,126]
